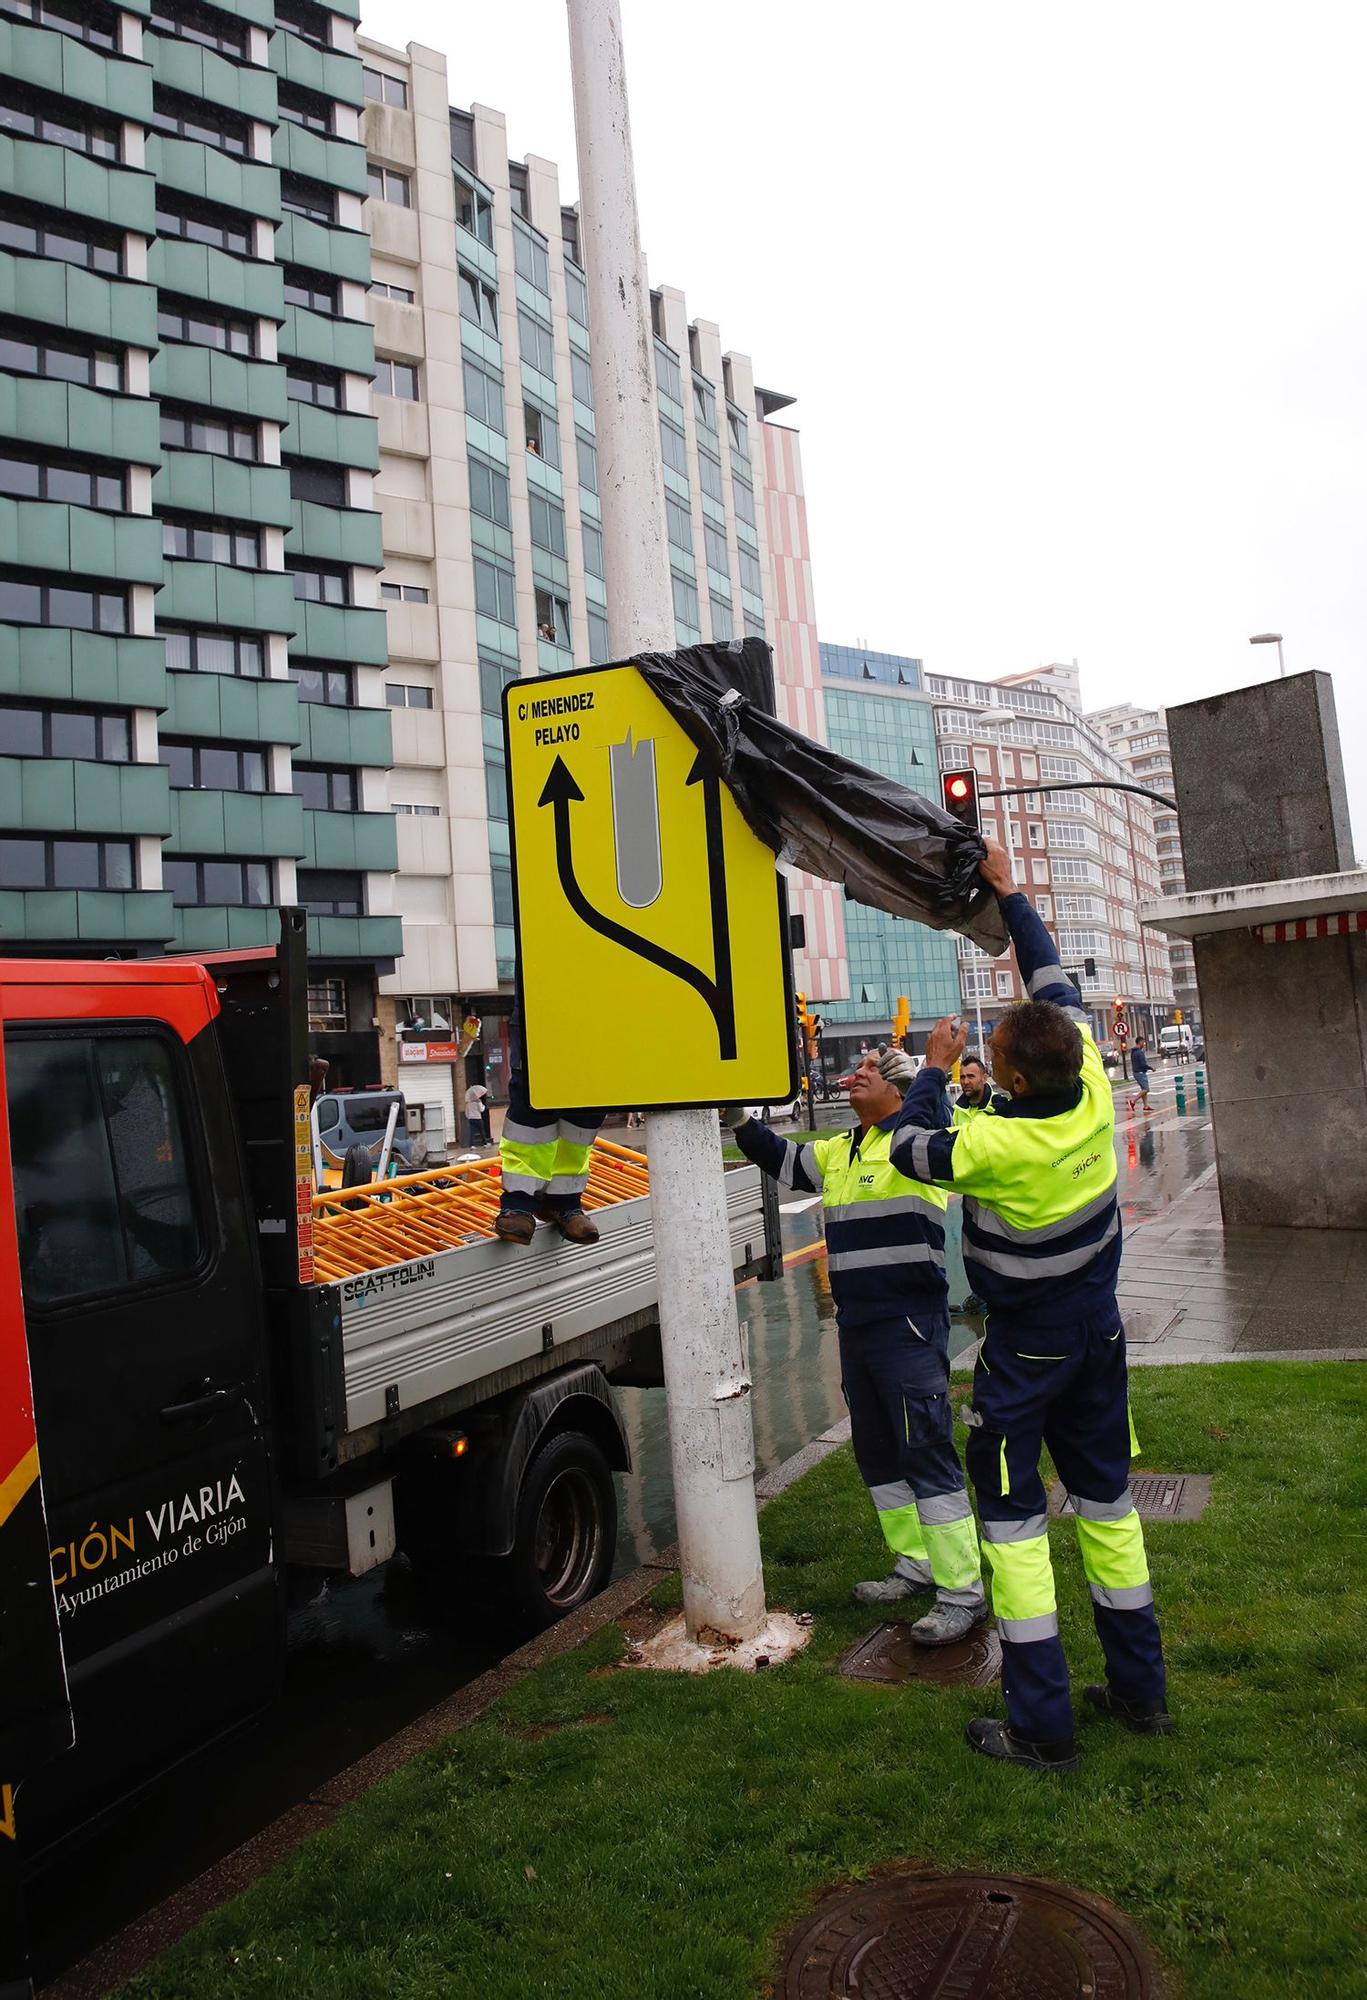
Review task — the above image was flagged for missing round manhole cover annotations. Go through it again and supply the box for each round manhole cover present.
[780,1870,1163,1998]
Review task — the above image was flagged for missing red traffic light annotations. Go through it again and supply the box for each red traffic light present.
[941,768,980,831]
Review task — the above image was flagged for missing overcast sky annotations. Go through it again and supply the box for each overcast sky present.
[363,0,1367,839]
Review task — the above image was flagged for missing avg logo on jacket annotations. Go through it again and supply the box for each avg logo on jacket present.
[858,1173,877,1187]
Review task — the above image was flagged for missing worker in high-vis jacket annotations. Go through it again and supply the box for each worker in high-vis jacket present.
[495,1006,603,1247]
[952,1054,1008,1125]
[891,838,1170,1771]
[724,1052,986,1647]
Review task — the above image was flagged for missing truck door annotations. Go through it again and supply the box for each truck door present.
[3,998,282,1837]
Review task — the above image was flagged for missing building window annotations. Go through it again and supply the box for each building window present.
[162,518,259,568]
[709,594,733,640]
[293,763,356,811]
[468,455,511,528]
[0,449,123,510]
[659,418,688,478]
[374,357,419,400]
[463,356,505,432]
[0,88,120,160]
[392,800,438,816]
[564,262,588,326]
[0,0,118,50]
[479,651,517,715]
[0,834,133,890]
[653,340,682,403]
[362,66,407,107]
[665,494,692,553]
[0,200,120,274]
[743,610,766,640]
[291,663,352,705]
[276,84,330,132]
[155,196,250,256]
[1,701,129,761]
[283,268,336,314]
[692,376,716,431]
[0,328,119,391]
[727,406,748,459]
[570,350,593,408]
[286,363,341,408]
[703,521,729,574]
[449,108,475,169]
[163,857,272,907]
[523,401,559,466]
[273,0,329,50]
[576,431,598,495]
[454,172,494,247]
[369,280,415,304]
[513,223,550,293]
[587,609,609,661]
[738,546,763,596]
[160,407,257,461]
[157,303,254,356]
[385,681,433,708]
[732,474,756,527]
[528,491,566,557]
[696,449,723,504]
[484,753,508,820]
[474,556,516,626]
[1028,823,1044,847]
[162,626,263,677]
[0,573,125,632]
[535,588,570,646]
[581,520,604,578]
[148,87,248,156]
[159,739,267,791]
[459,268,500,338]
[671,571,699,629]
[282,174,335,223]
[290,563,348,605]
[517,308,556,377]
[380,581,428,603]
[298,868,362,916]
[149,0,244,55]
[365,165,409,207]
[287,461,347,505]
[995,971,1013,997]
[307,976,347,1031]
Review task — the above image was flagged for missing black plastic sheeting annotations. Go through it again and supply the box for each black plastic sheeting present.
[633,638,1008,954]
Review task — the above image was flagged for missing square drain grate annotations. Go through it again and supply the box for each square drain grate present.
[838,1620,1001,1688]
[1050,1472,1212,1521]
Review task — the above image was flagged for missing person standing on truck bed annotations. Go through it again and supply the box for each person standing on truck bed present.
[495,1007,604,1247]
[889,836,1171,1773]
[722,1053,986,1648]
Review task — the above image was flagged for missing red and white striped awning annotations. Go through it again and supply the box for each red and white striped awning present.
[1255,911,1367,944]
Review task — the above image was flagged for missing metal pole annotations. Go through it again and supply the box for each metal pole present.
[566,0,766,1645]
[1277,638,1285,678]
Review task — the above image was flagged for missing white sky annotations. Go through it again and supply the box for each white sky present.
[362,0,1367,838]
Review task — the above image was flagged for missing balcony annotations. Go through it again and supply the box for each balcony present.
[0,498,163,585]
[294,699,391,769]
[288,600,387,667]
[306,912,403,962]
[147,237,284,320]
[0,19,151,122]
[271,120,368,198]
[150,344,288,424]
[144,30,276,124]
[0,139,152,239]
[0,375,161,469]
[273,211,372,285]
[0,887,173,946]
[156,561,298,637]
[270,30,365,110]
[166,788,305,859]
[161,669,301,748]
[279,402,380,472]
[0,628,166,711]
[0,757,170,837]
[279,302,374,376]
[146,136,281,225]
[287,499,383,569]
[0,250,157,352]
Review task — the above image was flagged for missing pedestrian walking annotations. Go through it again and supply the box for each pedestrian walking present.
[1129,1037,1151,1109]
[891,837,1170,1771]
[723,1052,986,1647]
[463,1081,490,1148]
[494,1006,604,1247]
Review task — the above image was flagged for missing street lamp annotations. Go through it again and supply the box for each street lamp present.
[1249,632,1285,678]
[963,707,1024,1055]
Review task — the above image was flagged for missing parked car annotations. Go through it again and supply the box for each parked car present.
[746,1095,805,1123]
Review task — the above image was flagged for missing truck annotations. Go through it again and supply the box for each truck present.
[0,911,778,1881]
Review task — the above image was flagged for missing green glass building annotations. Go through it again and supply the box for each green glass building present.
[818,642,960,1063]
[0,0,400,1077]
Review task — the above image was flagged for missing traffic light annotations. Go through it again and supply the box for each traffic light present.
[795,991,816,1058]
[1174,1008,1183,1024]
[892,995,910,1045]
[941,768,980,831]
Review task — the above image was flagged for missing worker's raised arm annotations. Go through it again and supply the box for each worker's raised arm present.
[722,1109,822,1192]
[980,837,1087,1023]
[889,1015,967,1184]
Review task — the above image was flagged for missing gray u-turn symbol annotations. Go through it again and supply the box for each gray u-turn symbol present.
[609,730,663,908]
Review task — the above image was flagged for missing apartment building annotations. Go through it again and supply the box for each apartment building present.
[926,667,1175,1043]
[0,0,402,1081]
[356,37,839,1121]
[1089,701,1199,1025]
[816,645,959,1067]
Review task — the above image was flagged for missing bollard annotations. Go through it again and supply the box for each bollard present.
[1174,1071,1186,1113]
[1195,1065,1206,1107]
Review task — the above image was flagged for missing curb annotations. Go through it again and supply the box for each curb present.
[44,1419,854,1999]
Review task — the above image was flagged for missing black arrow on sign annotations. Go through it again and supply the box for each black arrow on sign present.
[538,754,737,1060]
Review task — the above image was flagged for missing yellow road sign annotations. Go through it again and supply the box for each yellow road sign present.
[504,661,797,1111]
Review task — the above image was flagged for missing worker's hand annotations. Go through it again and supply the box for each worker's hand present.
[719,1105,751,1130]
[923,1016,969,1074]
[878,1046,916,1090]
[978,837,1017,898]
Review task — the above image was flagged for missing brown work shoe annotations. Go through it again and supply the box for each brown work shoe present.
[552,1208,599,1245]
[493,1208,536,1245]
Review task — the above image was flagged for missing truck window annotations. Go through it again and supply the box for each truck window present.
[6,1032,202,1308]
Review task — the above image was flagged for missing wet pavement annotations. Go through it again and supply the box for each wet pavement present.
[29,1074,1225,1986]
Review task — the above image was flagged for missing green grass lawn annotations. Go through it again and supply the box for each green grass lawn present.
[122,1363,1365,2000]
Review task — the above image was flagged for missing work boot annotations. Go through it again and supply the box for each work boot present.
[1083,1684,1175,1737]
[493,1208,536,1245]
[911,1598,990,1648]
[964,1718,1080,1773]
[851,1560,933,1605]
[537,1204,599,1245]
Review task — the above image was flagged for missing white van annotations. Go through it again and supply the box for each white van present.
[1159,1025,1194,1058]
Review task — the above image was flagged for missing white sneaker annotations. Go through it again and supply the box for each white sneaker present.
[910,1599,990,1647]
[851,1561,934,1604]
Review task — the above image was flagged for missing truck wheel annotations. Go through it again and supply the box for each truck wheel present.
[341,1143,373,1189]
[505,1430,617,1631]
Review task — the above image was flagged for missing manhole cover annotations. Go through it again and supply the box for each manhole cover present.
[779,1870,1164,1997]
[1050,1474,1211,1522]
[838,1622,1001,1688]
[1120,1306,1183,1345]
